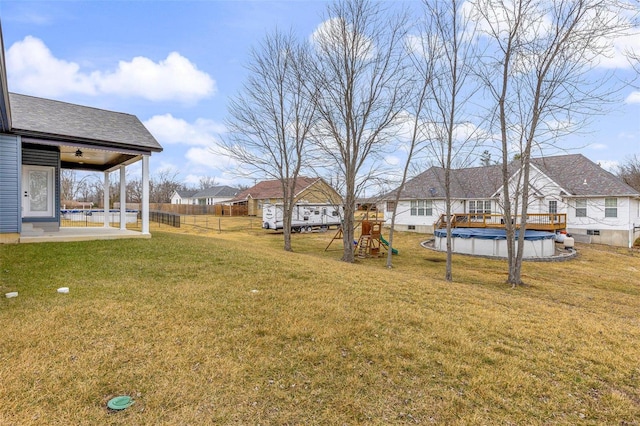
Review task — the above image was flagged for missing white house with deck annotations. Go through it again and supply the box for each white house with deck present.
[383,154,640,248]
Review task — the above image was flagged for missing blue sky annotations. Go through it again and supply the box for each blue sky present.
[2,1,639,189]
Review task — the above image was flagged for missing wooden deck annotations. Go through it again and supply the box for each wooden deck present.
[435,213,567,232]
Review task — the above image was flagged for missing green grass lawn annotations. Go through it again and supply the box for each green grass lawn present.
[1,227,639,425]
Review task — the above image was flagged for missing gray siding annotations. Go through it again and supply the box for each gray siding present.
[0,134,20,233]
[22,143,60,228]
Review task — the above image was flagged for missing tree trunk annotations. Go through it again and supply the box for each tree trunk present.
[341,180,356,262]
[282,205,293,252]
[282,179,297,252]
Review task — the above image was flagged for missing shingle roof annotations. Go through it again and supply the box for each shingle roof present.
[531,154,639,197]
[388,154,639,200]
[231,177,321,201]
[8,93,162,152]
[175,190,198,198]
[390,164,506,199]
[194,186,240,198]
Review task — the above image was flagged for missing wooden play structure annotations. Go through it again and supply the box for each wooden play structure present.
[325,219,398,257]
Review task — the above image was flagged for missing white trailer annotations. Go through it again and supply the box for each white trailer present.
[263,203,343,232]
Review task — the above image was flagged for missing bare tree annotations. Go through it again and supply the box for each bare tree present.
[222,30,315,252]
[618,154,640,192]
[624,46,640,106]
[111,180,121,205]
[383,8,440,269]
[127,178,142,204]
[472,0,634,286]
[150,169,184,204]
[60,170,75,202]
[383,104,431,270]
[308,0,412,262]
[411,0,482,280]
[60,170,91,202]
[84,175,104,207]
[198,176,217,190]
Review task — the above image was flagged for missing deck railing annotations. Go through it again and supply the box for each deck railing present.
[436,213,567,232]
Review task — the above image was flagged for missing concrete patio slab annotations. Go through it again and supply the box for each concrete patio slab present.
[19,227,150,243]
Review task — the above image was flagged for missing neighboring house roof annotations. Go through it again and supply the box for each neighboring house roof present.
[174,190,198,199]
[194,186,240,198]
[8,93,162,153]
[387,154,639,200]
[530,154,639,197]
[389,164,506,200]
[231,177,323,202]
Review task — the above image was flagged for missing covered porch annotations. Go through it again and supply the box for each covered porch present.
[9,93,163,243]
[18,151,153,242]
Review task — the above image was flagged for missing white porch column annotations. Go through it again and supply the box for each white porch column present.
[142,155,150,235]
[103,171,110,228]
[120,165,127,230]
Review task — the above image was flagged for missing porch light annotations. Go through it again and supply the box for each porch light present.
[75,149,83,157]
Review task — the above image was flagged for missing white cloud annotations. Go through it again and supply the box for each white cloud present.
[311,17,374,59]
[144,114,240,175]
[7,36,215,102]
[183,174,204,186]
[154,161,181,176]
[625,91,640,104]
[591,10,640,70]
[451,121,486,142]
[617,130,639,139]
[143,114,225,146]
[464,0,552,47]
[589,143,608,150]
[596,160,618,173]
[464,1,640,70]
[7,36,96,97]
[185,146,241,175]
[384,155,400,166]
[94,52,215,102]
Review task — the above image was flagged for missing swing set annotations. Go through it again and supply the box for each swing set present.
[325,219,398,257]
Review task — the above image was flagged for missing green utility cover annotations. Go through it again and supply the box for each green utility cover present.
[107,396,134,410]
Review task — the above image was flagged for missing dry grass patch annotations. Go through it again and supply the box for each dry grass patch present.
[1,226,639,424]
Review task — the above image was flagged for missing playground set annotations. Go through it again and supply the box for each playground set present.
[325,219,398,258]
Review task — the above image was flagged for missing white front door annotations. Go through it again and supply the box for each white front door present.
[22,165,54,217]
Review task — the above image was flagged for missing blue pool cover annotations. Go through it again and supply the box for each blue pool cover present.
[434,228,556,241]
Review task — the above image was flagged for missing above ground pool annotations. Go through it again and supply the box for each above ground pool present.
[433,228,557,258]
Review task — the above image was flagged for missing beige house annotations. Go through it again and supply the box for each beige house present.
[230,177,342,217]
